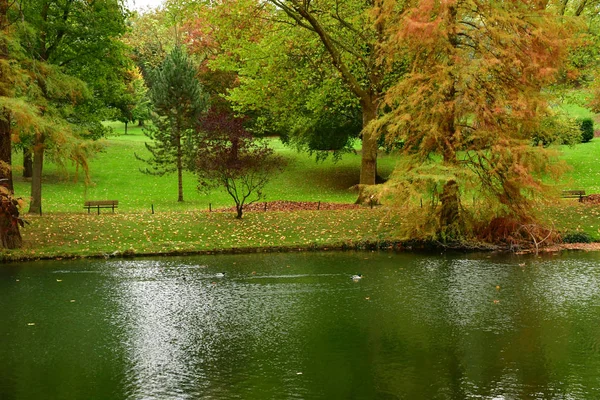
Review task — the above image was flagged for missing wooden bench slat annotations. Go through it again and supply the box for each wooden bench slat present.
[561,190,586,201]
[84,200,118,214]
[84,200,119,206]
[561,190,585,196]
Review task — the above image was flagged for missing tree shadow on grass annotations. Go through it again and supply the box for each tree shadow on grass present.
[273,153,395,198]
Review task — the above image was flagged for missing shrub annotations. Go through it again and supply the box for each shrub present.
[562,231,593,243]
[578,118,594,143]
[531,115,580,147]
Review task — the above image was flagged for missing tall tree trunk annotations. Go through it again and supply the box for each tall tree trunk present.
[436,5,462,240]
[23,148,33,178]
[360,101,378,186]
[0,113,21,249]
[0,116,12,191]
[28,137,44,214]
[0,0,12,191]
[354,100,379,204]
[176,134,184,202]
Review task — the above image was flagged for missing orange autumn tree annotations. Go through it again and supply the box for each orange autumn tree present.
[373,0,572,244]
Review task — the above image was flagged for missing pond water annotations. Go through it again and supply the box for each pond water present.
[1,251,600,399]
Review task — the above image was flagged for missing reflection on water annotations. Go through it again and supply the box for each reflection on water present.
[1,251,600,399]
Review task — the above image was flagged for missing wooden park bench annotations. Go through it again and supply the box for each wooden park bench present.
[561,190,586,201]
[84,200,119,214]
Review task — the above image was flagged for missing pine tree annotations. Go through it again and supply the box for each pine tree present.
[138,46,209,202]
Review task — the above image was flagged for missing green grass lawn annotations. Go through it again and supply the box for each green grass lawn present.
[12,126,398,213]
[557,139,600,194]
[542,137,600,240]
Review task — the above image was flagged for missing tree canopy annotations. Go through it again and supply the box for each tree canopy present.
[202,0,400,189]
[1,0,132,214]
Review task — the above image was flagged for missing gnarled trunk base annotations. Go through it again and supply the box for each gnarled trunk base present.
[0,217,22,249]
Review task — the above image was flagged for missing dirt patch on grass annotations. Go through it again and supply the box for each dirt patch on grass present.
[539,242,600,252]
[582,194,600,204]
[215,200,362,212]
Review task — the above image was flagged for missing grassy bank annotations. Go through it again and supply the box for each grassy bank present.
[2,208,400,261]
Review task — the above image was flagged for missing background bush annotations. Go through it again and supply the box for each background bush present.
[562,231,593,243]
[578,118,595,143]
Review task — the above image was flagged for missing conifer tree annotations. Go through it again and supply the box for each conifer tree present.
[374,0,571,243]
[138,46,209,202]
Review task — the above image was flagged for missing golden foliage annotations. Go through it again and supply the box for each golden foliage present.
[373,0,573,243]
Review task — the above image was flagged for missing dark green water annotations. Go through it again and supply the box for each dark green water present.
[1,251,600,399]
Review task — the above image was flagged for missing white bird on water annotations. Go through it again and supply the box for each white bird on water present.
[351,274,363,281]
[215,272,225,278]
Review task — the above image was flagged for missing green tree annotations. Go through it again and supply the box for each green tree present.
[217,25,364,161]
[123,9,176,75]
[206,0,399,189]
[374,0,570,243]
[16,0,130,214]
[138,46,209,202]
[111,67,151,133]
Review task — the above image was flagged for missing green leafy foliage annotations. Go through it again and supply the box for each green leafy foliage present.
[280,104,362,162]
[122,9,175,75]
[532,114,581,147]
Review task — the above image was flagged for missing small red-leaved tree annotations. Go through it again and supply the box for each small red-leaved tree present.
[196,112,283,219]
